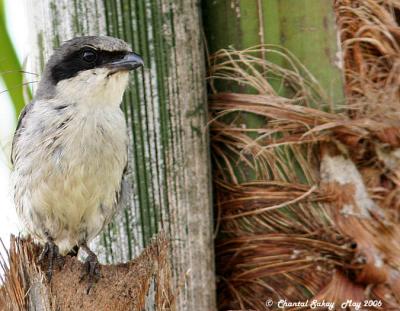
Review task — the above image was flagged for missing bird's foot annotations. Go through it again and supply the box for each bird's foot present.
[38,237,64,281]
[79,244,101,294]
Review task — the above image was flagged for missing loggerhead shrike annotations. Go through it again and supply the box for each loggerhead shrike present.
[11,36,143,290]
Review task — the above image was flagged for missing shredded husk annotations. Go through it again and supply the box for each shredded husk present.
[209,1,400,310]
[0,234,174,311]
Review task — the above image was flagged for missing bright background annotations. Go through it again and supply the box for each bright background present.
[0,0,30,247]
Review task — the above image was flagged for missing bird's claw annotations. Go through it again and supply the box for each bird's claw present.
[38,239,64,281]
[80,253,101,294]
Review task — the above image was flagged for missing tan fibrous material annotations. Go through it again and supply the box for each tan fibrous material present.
[208,1,400,307]
[0,234,174,311]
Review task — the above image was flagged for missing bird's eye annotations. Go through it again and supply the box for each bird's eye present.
[82,49,97,63]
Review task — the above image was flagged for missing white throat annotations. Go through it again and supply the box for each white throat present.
[55,68,130,108]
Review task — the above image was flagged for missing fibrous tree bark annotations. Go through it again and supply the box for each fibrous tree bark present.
[1,235,172,311]
[202,1,350,310]
[203,1,400,310]
[22,0,216,310]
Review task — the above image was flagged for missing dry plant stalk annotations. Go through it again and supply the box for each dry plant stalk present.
[335,0,400,119]
[0,234,174,311]
[209,2,400,309]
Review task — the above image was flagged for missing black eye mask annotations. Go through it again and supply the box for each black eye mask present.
[51,49,127,84]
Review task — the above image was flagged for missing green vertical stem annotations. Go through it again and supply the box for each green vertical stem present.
[278,0,344,107]
[0,0,26,116]
[203,0,344,107]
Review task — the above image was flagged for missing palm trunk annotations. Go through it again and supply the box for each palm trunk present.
[203,1,347,309]
[203,0,344,105]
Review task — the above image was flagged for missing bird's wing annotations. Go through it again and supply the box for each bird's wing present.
[116,162,129,209]
[11,102,34,165]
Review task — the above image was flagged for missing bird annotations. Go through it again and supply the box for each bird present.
[11,36,143,291]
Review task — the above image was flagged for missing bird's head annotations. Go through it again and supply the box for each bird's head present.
[35,36,143,107]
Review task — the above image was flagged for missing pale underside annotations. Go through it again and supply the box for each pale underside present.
[12,69,129,254]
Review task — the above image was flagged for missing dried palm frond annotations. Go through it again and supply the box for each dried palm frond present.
[335,0,400,118]
[209,2,400,308]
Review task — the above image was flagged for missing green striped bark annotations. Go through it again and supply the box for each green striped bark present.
[26,0,216,309]
[203,0,344,106]
[203,0,344,183]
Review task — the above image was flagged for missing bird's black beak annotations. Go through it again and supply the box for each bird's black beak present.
[107,52,144,71]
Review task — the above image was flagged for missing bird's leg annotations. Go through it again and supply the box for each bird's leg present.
[38,233,64,281]
[79,242,101,294]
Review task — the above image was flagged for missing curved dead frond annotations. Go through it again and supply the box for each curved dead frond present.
[335,0,400,119]
[209,2,400,309]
